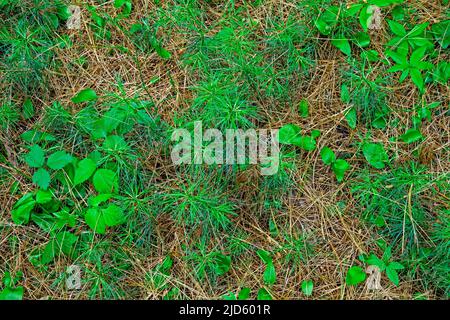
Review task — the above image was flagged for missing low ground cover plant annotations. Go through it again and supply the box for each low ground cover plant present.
[0,0,448,300]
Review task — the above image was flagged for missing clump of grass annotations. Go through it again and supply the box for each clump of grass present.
[352,162,447,254]
[0,0,69,95]
[160,166,237,241]
[341,57,391,129]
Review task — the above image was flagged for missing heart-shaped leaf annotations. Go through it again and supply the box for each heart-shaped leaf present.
[400,129,423,144]
[93,169,118,194]
[47,151,73,170]
[363,143,388,169]
[321,147,336,166]
[74,158,97,186]
[72,88,98,104]
[346,266,366,286]
[85,204,125,234]
[25,145,45,168]
[278,124,301,145]
[32,168,51,190]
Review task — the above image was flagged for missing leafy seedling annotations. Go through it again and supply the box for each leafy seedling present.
[346,266,367,286]
[278,124,317,151]
[362,143,388,169]
[72,88,98,104]
[399,129,423,144]
[0,271,23,300]
[363,247,405,286]
[386,47,434,93]
[301,279,314,296]
[257,249,277,285]
[257,288,272,300]
[320,147,351,182]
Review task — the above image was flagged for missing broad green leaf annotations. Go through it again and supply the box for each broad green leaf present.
[23,98,34,120]
[399,69,410,82]
[257,288,272,300]
[315,18,333,35]
[278,124,301,145]
[102,204,126,227]
[354,32,371,48]
[409,22,429,37]
[93,169,118,194]
[129,23,143,34]
[410,68,424,93]
[388,262,404,270]
[263,262,276,285]
[410,47,427,65]
[114,0,127,8]
[341,84,350,103]
[293,135,316,151]
[223,292,236,300]
[91,108,126,139]
[21,130,56,144]
[346,266,366,286]
[400,129,423,144]
[388,19,406,36]
[0,287,23,300]
[150,38,172,59]
[32,168,51,190]
[382,246,392,261]
[301,279,314,296]
[332,159,350,182]
[160,256,173,272]
[32,213,67,233]
[257,249,272,265]
[321,147,336,166]
[372,114,387,129]
[386,265,400,286]
[386,49,407,65]
[373,118,388,130]
[316,8,338,34]
[365,254,386,270]
[36,190,52,204]
[36,231,78,265]
[102,135,129,152]
[331,38,351,56]
[25,145,45,168]
[387,65,405,73]
[433,61,450,84]
[47,151,72,170]
[346,3,363,17]
[359,5,371,32]
[88,194,112,207]
[363,143,388,169]
[391,5,405,20]
[155,46,171,59]
[11,193,35,225]
[417,61,434,71]
[74,158,96,186]
[345,107,357,129]
[361,50,380,62]
[213,253,231,276]
[311,129,321,139]
[55,231,78,256]
[72,88,98,103]
[85,208,105,234]
[85,205,125,234]
[298,99,309,118]
[369,0,405,6]
[238,287,251,300]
